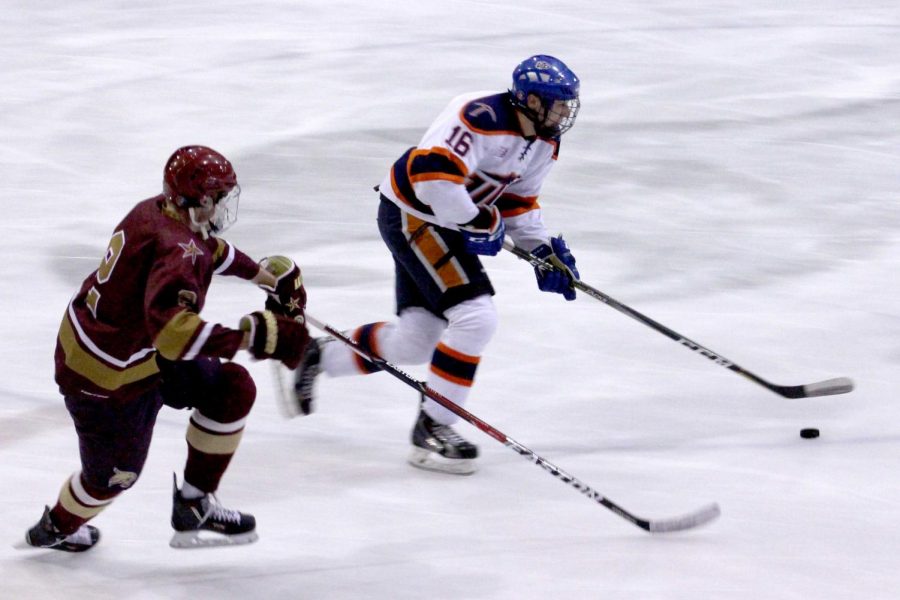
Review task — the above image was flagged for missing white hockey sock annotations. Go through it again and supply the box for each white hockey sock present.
[180,480,205,500]
[422,296,497,425]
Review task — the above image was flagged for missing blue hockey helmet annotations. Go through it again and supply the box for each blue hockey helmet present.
[509,55,580,136]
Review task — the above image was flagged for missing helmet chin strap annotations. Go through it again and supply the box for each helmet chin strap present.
[517,95,554,137]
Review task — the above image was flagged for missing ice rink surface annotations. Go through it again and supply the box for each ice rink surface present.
[1,1,898,598]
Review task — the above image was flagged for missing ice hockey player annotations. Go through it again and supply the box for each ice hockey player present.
[289,55,581,475]
[24,146,310,552]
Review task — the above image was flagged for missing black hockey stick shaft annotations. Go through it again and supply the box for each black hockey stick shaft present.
[305,313,720,533]
[503,240,853,399]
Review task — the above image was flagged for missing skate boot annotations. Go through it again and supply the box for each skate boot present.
[170,476,258,548]
[289,337,323,417]
[408,405,478,475]
[25,506,100,552]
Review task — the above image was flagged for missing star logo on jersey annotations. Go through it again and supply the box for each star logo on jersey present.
[179,239,204,265]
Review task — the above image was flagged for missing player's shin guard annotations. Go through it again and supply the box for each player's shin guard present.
[183,410,248,492]
[183,363,255,493]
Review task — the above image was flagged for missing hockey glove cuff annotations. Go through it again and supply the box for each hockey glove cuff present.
[240,310,310,369]
[459,205,505,256]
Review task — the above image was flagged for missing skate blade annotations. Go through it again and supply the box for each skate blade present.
[169,529,259,549]
[15,538,96,553]
[408,447,477,475]
[270,362,301,419]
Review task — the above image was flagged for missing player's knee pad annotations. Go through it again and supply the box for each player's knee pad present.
[386,307,446,364]
[442,295,498,355]
[199,362,257,423]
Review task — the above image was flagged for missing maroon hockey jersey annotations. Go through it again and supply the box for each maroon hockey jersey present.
[55,196,259,400]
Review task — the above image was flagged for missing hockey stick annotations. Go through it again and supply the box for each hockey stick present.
[503,240,853,399]
[304,313,720,534]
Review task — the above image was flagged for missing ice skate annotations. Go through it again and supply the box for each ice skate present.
[25,506,100,552]
[283,337,322,417]
[408,407,478,475]
[272,337,322,418]
[170,476,258,549]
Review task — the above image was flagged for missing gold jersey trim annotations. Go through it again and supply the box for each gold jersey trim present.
[58,313,159,391]
[154,309,204,360]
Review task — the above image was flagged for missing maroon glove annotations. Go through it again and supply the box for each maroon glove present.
[258,256,307,322]
[240,310,310,369]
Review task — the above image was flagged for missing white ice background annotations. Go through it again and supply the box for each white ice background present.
[1,1,898,598]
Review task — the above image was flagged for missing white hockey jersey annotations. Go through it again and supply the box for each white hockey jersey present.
[378,91,561,252]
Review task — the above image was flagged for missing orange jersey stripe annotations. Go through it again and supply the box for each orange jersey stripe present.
[409,171,466,185]
[409,146,469,178]
[390,166,415,207]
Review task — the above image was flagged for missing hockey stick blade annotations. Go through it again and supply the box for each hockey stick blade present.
[764,376,855,399]
[646,502,721,533]
[800,377,855,398]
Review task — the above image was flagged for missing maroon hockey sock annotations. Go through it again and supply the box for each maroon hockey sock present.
[49,503,89,536]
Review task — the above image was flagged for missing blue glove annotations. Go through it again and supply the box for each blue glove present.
[531,236,579,301]
[459,205,505,256]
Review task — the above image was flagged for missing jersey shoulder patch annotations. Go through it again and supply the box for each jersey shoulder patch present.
[460,93,521,135]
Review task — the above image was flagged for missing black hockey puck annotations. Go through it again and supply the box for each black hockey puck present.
[800,428,820,439]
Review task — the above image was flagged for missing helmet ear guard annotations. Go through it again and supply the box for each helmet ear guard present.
[509,55,581,136]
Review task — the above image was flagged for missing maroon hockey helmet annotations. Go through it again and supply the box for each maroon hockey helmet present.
[163,145,237,206]
[163,146,240,235]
